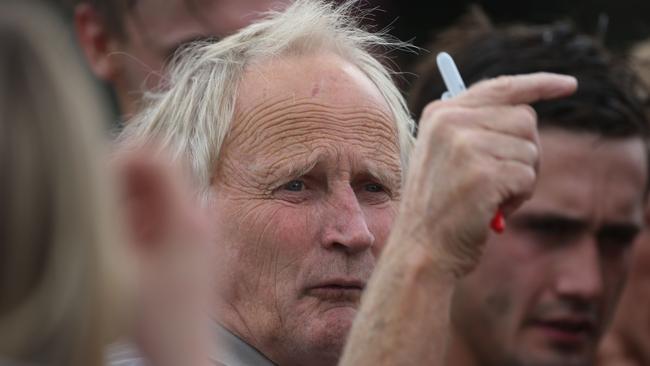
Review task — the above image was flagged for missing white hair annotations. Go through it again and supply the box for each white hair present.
[119,0,416,197]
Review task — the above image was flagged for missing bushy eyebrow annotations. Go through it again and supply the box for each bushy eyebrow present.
[364,161,402,190]
[254,153,320,187]
[279,157,319,181]
[597,224,641,242]
[261,152,401,192]
[509,212,642,237]
[510,213,588,232]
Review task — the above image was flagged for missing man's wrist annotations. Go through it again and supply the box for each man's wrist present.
[388,213,484,279]
[382,227,460,286]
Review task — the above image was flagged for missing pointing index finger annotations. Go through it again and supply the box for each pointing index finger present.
[456,72,578,107]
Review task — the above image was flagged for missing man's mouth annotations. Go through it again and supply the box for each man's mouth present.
[306,279,365,302]
[529,316,597,345]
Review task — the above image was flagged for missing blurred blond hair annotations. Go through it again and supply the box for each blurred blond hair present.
[0,1,131,365]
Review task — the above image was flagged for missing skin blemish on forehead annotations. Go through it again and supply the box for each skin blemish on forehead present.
[311,83,321,97]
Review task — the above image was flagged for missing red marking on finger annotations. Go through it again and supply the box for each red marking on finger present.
[491,209,506,233]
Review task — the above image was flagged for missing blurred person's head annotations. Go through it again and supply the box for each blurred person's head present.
[0,2,214,365]
[409,15,649,366]
[118,1,415,365]
[73,0,291,118]
[0,2,130,364]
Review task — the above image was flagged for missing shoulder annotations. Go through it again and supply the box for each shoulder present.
[105,341,148,366]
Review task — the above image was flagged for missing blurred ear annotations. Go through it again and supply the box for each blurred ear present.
[116,150,179,252]
[74,3,121,82]
[115,149,215,366]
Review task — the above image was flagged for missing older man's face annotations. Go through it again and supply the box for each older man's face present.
[210,52,402,366]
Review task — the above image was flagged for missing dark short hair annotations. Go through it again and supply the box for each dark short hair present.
[409,21,650,140]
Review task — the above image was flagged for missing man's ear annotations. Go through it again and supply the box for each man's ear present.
[74,3,121,82]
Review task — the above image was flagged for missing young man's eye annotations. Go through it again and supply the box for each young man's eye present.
[598,227,639,253]
[282,180,305,192]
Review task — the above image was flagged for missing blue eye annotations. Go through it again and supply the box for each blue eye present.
[365,183,384,193]
[283,180,305,192]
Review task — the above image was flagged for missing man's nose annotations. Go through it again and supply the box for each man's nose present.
[321,185,375,254]
[555,237,604,303]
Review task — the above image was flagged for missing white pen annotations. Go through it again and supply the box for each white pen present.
[435,51,506,233]
[436,52,467,99]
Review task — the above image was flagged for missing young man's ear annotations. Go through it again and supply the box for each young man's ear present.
[74,3,121,82]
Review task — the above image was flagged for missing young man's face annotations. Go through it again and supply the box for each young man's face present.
[106,0,288,115]
[597,203,650,365]
[451,128,648,366]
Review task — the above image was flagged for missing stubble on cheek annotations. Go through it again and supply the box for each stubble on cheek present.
[450,279,518,366]
[484,287,513,320]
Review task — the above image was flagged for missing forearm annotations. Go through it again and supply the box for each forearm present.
[340,232,456,366]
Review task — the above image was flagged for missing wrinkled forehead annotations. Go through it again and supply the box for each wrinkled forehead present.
[224,52,400,167]
[239,52,390,105]
[233,52,396,132]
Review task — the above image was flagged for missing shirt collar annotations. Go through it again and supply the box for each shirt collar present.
[212,322,276,366]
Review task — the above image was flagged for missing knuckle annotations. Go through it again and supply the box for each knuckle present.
[491,75,516,95]
[519,105,538,130]
[522,167,537,197]
[468,162,494,189]
[514,164,536,192]
[432,106,465,124]
[523,140,539,162]
[510,105,537,140]
[449,128,474,155]
[523,165,536,185]
[423,106,467,137]
[421,100,445,121]
[521,104,538,121]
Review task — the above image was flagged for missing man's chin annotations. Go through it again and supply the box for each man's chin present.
[512,345,594,366]
[516,325,598,366]
[308,307,357,347]
[317,305,357,333]
[287,311,354,366]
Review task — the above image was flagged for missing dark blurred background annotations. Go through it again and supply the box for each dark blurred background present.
[54,0,650,116]
[369,0,650,70]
